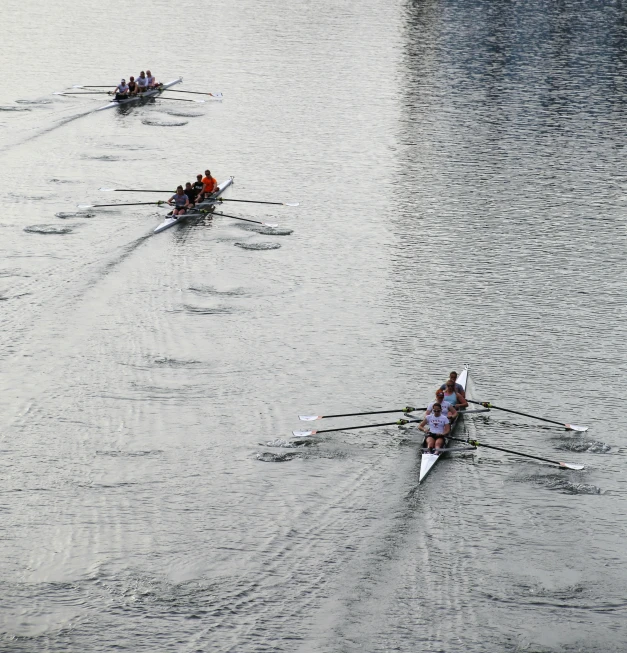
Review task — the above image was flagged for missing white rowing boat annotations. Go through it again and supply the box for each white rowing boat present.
[153,177,234,234]
[96,77,183,112]
[418,365,470,483]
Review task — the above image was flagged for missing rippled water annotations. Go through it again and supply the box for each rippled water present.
[1,0,626,651]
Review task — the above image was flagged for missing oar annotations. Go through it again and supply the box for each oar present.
[467,399,588,432]
[155,97,205,104]
[217,198,300,207]
[293,419,410,437]
[210,210,278,228]
[448,436,584,470]
[72,85,112,88]
[98,188,298,205]
[299,407,424,421]
[54,91,111,95]
[99,188,175,192]
[163,89,223,97]
[77,201,167,209]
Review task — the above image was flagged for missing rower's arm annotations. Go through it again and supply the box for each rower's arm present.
[418,418,428,432]
[443,423,451,435]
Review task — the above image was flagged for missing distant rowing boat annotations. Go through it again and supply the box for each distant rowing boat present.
[96,78,183,112]
[153,177,234,234]
[418,365,470,483]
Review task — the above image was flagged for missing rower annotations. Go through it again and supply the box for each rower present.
[193,174,204,200]
[426,389,457,421]
[184,181,199,207]
[418,403,451,452]
[168,185,190,217]
[136,71,149,93]
[127,76,138,95]
[113,79,129,98]
[442,379,468,410]
[197,169,218,203]
[440,371,466,398]
[146,70,157,88]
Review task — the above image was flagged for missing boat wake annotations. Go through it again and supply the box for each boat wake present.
[234,242,282,250]
[23,224,76,235]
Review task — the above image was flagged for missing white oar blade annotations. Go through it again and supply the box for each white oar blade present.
[263,223,279,228]
[559,462,585,471]
[72,85,85,88]
[194,99,206,103]
[566,424,588,432]
[299,415,321,421]
[292,430,316,437]
[286,202,300,207]
[210,92,223,98]
[77,204,94,209]
[99,187,116,192]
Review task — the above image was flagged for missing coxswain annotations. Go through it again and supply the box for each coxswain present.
[168,186,190,217]
[113,79,129,98]
[442,378,468,409]
[146,70,157,88]
[136,71,149,93]
[426,389,457,421]
[418,403,450,452]
[197,169,218,203]
[184,181,199,207]
[440,371,466,398]
[127,76,138,95]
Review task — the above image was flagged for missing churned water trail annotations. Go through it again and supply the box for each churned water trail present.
[1,0,626,651]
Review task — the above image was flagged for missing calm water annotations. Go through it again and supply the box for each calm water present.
[1,0,626,651]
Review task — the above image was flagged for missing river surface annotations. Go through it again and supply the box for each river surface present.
[1,0,626,651]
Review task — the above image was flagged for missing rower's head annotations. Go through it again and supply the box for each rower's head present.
[435,389,445,400]
[121,79,126,84]
[197,174,203,180]
[146,70,152,75]
[139,71,146,77]
[185,182,192,189]
[432,402,442,414]
[205,170,211,176]
[449,371,458,381]
[176,185,184,193]
[445,381,456,391]
[129,76,135,81]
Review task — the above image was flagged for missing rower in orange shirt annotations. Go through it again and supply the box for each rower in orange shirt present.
[198,169,218,203]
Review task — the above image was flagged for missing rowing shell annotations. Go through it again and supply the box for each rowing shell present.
[153,177,234,234]
[96,77,183,112]
[418,365,470,483]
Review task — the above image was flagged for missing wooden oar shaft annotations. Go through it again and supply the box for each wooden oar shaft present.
[214,211,267,226]
[92,201,164,207]
[164,89,214,96]
[449,436,564,466]
[315,420,409,434]
[468,399,567,427]
[218,198,287,206]
[317,408,423,419]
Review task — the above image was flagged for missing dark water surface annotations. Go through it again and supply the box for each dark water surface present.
[1,0,626,651]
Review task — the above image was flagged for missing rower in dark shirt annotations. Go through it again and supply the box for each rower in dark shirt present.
[193,174,204,200]
[184,182,199,207]
[127,76,138,95]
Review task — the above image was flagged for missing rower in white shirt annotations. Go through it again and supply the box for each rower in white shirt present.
[136,71,149,92]
[112,79,129,98]
[417,403,451,452]
[426,388,457,421]
[145,70,157,88]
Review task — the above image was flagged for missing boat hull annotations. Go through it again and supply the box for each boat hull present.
[418,366,469,483]
[153,177,234,234]
[96,77,183,112]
